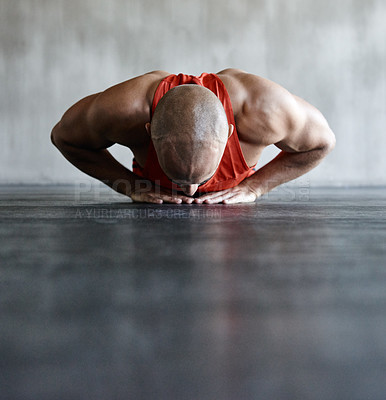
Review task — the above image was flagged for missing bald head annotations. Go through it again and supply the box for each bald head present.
[149,85,232,192]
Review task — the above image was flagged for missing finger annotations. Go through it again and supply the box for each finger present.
[194,195,226,204]
[142,193,165,204]
[167,193,195,204]
[132,190,184,204]
[159,195,182,204]
[158,191,196,204]
[132,195,163,204]
[148,198,164,204]
[147,192,195,204]
[222,194,244,204]
[194,190,231,203]
[203,191,238,204]
[141,192,179,204]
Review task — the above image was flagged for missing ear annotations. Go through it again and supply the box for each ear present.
[228,124,234,138]
[145,122,151,136]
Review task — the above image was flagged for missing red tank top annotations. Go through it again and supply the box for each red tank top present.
[132,73,256,192]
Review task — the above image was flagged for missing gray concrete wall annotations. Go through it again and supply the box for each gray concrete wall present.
[1,0,385,186]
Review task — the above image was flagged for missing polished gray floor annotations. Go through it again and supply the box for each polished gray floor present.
[1,185,386,400]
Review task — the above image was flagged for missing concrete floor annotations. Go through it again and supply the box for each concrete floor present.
[1,185,386,400]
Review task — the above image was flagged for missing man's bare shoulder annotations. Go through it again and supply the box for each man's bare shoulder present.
[217,69,307,145]
[76,70,170,149]
[99,70,170,105]
[90,70,170,131]
[54,71,170,150]
[217,69,293,116]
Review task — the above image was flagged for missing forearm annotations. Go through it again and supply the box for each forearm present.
[245,148,330,196]
[53,141,137,196]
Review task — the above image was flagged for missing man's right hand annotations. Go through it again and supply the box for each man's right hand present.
[129,181,195,204]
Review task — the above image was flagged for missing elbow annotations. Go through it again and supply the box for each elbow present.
[50,122,60,148]
[314,125,336,155]
[50,122,67,150]
[322,127,336,154]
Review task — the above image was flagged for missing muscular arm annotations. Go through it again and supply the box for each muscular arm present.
[196,72,336,204]
[245,92,336,197]
[51,72,195,204]
[51,93,139,196]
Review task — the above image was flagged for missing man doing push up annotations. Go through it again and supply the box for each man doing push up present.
[51,69,335,204]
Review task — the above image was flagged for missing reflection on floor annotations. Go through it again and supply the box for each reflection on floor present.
[1,185,386,400]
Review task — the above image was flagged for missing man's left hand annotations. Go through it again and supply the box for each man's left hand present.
[193,181,261,204]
